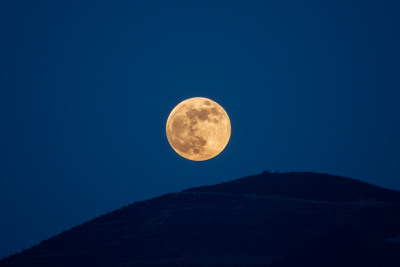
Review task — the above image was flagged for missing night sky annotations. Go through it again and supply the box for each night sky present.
[1,0,399,259]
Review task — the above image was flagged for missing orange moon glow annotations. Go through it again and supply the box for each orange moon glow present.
[166,97,231,161]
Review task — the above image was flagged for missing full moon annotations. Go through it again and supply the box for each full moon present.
[166,97,231,161]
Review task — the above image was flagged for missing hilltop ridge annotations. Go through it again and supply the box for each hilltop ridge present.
[185,171,400,202]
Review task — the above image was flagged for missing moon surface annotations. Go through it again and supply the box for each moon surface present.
[166,97,231,161]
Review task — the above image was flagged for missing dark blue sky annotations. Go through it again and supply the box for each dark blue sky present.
[1,0,399,259]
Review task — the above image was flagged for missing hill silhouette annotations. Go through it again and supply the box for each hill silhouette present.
[1,172,400,266]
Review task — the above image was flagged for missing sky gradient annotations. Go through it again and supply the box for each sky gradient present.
[1,0,399,259]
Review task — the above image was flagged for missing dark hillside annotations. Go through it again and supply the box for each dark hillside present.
[1,172,400,266]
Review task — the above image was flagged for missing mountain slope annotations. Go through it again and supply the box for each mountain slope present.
[1,172,400,266]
